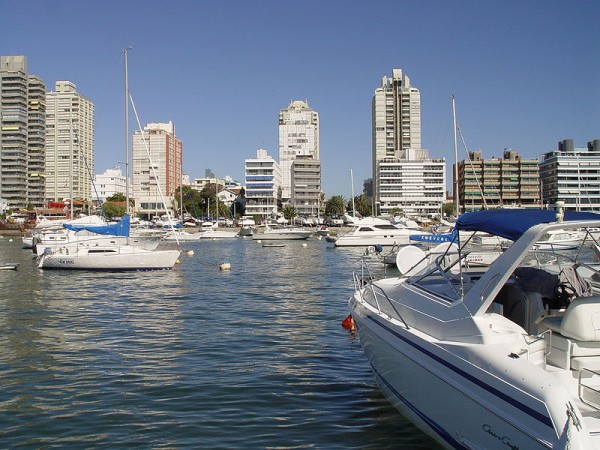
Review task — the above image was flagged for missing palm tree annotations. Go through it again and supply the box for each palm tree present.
[282,204,297,222]
[325,195,345,216]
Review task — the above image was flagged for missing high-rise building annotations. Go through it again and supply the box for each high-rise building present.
[132,122,182,217]
[278,100,319,203]
[456,149,540,212]
[372,69,422,209]
[45,81,94,204]
[245,148,282,219]
[0,55,46,209]
[540,139,600,211]
[291,155,321,217]
[376,149,446,217]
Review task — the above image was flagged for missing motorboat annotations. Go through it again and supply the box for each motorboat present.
[252,224,312,241]
[534,229,583,250]
[333,223,431,247]
[38,244,180,271]
[349,208,600,449]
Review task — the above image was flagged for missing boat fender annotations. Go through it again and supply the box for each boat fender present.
[219,262,231,270]
[342,314,356,332]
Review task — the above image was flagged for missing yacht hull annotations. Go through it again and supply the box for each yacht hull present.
[38,248,180,271]
[350,296,581,450]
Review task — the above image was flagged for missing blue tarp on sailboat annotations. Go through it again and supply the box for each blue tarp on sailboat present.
[455,209,600,242]
[63,214,130,236]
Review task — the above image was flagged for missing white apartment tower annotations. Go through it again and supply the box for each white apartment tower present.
[45,81,94,204]
[278,100,319,203]
[245,148,282,220]
[372,69,422,206]
[0,56,47,208]
[94,167,129,202]
[132,122,182,217]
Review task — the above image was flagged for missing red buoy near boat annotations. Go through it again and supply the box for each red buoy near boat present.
[342,314,356,332]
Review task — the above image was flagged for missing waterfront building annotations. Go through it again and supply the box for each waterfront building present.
[376,148,446,217]
[540,139,600,211]
[191,176,225,192]
[291,156,321,217]
[0,55,46,209]
[131,121,182,217]
[93,167,129,202]
[372,69,423,211]
[244,148,282,220]
[45,81,94,205]
[456,149,540,213]
[278,100,319,203]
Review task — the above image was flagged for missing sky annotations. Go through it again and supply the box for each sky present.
[2,0,598,199]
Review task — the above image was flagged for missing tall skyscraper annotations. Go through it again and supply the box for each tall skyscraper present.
[0,55,46,209]
[45,81,94,204]
[132,121,182,217]
[372,69,422,207]
[278,100,319,203]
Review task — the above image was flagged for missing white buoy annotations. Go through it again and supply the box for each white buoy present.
[219,262,231,270]
[301,243,308,247]
[8,238,13,242]
[186,250,194,256]
[256,239,262,244]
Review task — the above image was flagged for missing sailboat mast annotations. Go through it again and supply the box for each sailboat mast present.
[452,95,459,215]
[123,47,130,216]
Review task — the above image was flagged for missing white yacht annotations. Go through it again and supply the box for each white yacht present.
[333,223,430,247]
[252,224,312,241]
[349,208,600,449]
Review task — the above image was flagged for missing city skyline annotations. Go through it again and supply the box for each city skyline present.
[1,0,598,199]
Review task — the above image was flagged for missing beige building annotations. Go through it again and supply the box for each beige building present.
[0,55,47,208]
[132,122,182,217]
[45,81,94,204]
[456,149,540,213]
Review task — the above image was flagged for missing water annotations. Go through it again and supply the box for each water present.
[0,235,439,449]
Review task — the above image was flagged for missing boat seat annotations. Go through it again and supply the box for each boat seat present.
[547,296,600,341]
[541,296,600,370]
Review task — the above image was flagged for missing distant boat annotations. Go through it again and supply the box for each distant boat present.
[0,263,19,270]
[252,224,312,241]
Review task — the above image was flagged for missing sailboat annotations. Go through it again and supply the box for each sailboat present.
[38,49,180,271]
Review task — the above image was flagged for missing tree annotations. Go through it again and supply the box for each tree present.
[442,202,456,218]
[102,192,128,218]
[325,195,345,216]
[282,204,297,222]
[175,186,202,217]
[354,194,372,217]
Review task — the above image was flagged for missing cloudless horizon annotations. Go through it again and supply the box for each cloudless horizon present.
[2,0,598,199]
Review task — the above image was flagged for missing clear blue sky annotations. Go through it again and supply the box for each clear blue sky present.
[2,0,598,199]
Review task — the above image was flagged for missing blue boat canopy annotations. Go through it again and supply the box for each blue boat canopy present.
[455,209,600,242]
[63,214,130,237]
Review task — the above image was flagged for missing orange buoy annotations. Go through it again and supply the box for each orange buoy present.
[342,314,356,332]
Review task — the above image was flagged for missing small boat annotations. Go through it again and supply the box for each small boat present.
[252,224,312,241]
[349,207,600,449]
[262,242,286,248]
[534,228,583,250]
[0,263,19,270]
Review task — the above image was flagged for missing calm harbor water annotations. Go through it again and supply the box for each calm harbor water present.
[0,234,439,449]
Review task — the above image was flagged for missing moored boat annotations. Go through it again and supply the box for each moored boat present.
[349,208,600,449]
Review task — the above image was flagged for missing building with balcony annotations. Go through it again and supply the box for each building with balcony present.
[93,167,129,202]
[372,69,422,206]
[278,100,319,203]
[291,155,321,217]
[376,148,446,217]
[45,81,94,205]
[0,55,47,209]
[456,149,540,213]
[539,139,600,211]
[244,148,282,219]
[132,122,182,217]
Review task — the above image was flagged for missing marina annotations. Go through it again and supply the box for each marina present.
[0,235,438,449]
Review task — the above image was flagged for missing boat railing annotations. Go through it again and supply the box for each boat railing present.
[353,261,409,330]
[578,368,600,411]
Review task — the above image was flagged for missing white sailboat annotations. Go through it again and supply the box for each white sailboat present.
[38,49,180,271]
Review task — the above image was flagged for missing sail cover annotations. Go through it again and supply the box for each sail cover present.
[63,214,130,236]
[455,209,599,242]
